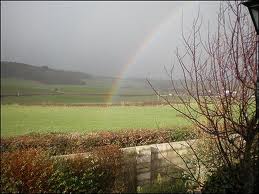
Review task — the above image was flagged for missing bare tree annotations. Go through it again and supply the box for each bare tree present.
[148,1,258,193]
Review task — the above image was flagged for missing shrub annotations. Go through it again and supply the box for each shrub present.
[1,149,53,193]
[49,145,125,193]
[1,145,125,193]
[1,128,196,155]
[169,127,198,141]
[1,133,82,156]
[47,134,79,155]
[202,164,242,194]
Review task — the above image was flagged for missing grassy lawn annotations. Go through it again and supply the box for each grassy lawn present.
[1,105,191,137]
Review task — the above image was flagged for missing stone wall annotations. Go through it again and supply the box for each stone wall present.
[54,139,199,192]
[122,139,198,191]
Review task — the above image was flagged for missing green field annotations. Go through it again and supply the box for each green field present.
[1,105,191,137]
[1,78,190,137]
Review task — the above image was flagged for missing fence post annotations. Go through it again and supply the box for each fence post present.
[151,146,159,184]
[122,148,137,193]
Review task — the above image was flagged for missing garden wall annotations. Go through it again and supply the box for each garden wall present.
[121,139,197,192]
[55,139,197,192]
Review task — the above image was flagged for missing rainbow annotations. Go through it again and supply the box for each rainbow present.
[107,4,190,103]
[107,29,158,103]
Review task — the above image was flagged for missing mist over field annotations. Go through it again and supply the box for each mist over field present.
[1,1,219,80]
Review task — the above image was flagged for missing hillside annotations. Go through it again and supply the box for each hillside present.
[1,61,92,85]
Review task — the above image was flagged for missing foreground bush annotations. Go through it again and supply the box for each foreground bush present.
[1,145,125,193]
[201,163,254,194]
[50,145,124,193]
[1,128,196,155]
[1,149,53,193]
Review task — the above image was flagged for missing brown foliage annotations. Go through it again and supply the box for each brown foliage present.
[1,128,193,155]
[1,145,126,193]
[1,148,53,193]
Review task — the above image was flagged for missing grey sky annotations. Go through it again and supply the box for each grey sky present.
[1,1,220,79]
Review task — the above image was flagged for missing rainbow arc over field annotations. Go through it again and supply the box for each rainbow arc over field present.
[107,7,185,103]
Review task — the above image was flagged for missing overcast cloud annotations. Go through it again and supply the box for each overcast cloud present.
[1,1,220,79]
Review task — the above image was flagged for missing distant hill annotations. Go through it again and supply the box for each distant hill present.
[1,61,92,85]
